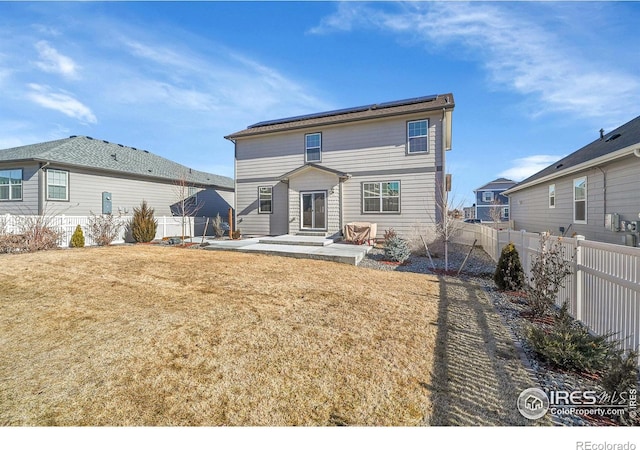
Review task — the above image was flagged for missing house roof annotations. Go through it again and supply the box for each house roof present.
[278,163,351,181]
[0,136,234,189]
[474,178,516,192]
[225,93,455,139]
[505,114,640,195]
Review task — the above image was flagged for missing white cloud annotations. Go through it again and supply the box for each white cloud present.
[499,155,563,181]
[311,3,640,122]
[34,40,79,78]
[113,36,331,120]
[26,83,97,124]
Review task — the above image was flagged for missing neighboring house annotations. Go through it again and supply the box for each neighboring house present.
[463,205,476,219]
[503,114,640,246]
[473,178,516,222]
[0,136,234,221]
[224,94,455,238]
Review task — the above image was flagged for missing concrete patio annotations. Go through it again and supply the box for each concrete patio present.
[197,235,372,265]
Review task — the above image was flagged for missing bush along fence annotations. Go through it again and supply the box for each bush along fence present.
[454,223,640,366]
[0,213,208,248]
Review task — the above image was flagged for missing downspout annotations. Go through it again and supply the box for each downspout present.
[440,107,449,222]
[596,166,606,227]
[38,161,50,215]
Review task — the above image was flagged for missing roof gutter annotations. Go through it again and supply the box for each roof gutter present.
[503,142,640,196]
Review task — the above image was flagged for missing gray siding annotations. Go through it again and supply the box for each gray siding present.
[0,162,40,214]
[288,169,341,235]
[235,111,445,238]
[0,163,234,220]
[509,154,640,245]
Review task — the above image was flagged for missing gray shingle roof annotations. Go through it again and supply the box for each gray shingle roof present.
[474,178,516,192]
[225,93,455,139]
[0,136,234,189]
[508,114,640,192]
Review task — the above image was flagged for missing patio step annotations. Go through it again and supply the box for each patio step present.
[258,235,335,247]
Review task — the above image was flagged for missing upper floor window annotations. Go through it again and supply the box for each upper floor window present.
[407,119,428,153]
[363,181,400,213]
[573,177,587,223]
[482,191,494,203]
[0,169,23,201]
[47,169,69,201]
[258,186,273,214]
[549,184,556,208]
[305,133,321,162]
[502,207,509,220]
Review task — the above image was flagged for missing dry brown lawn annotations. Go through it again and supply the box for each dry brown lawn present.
[0,245,440,426]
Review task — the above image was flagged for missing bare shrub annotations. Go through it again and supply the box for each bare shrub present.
[526,233,573,318]
[88,213,124,246]
[212,213,224,238]
[0,215,62,253]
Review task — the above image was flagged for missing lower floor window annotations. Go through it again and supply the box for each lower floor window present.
[363,181,400,213]
[258,186,272,213]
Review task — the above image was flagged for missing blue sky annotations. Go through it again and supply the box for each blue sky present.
[1,1,639,206]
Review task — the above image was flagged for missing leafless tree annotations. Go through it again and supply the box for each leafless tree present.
[488,199,505,229]
[172,171,204,239]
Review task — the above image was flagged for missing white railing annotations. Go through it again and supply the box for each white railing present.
[453,223,640,364]
[0,213,201,247]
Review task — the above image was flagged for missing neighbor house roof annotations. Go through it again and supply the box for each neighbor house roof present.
[504,114,640,195]
[0,136,234,189]
[225,94,455,139]
[474,178,516,192]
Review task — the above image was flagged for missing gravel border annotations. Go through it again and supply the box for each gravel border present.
[360,243,638,427]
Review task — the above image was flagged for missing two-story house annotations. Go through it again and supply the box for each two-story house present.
[473,178,516,222]
[224,94,454,239]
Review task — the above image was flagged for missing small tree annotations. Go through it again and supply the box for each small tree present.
[171,171,204,239]
[488,199,505,229]
[494,242,525,291]
[384,235,411,263]
[526,232,573,318]
[131,200,158,243]
[70,225,85,248]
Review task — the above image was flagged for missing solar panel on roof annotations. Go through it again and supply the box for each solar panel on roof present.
[248,104,375,129]
[375,95,438,109]
[247,94,441,129]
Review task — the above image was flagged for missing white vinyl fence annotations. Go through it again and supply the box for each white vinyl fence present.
[453,223,640,364]
[0,214,205,247]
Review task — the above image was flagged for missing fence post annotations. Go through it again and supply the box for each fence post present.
[575,235,585,321]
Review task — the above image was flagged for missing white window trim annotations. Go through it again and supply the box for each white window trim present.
[258,186,273,214]
[407,119,429,154]
[0,168,23,201]
[549,184,556,209]
[502,207,509,219]
[46,169,69,201]
[573,176,587,224]
[482,191,494,203]
[362,181,401,214]
[305,132,322,163]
